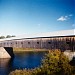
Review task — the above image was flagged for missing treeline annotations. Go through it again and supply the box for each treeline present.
[0,35,15,39]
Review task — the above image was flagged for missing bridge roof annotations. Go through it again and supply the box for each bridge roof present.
[0,29,75,41]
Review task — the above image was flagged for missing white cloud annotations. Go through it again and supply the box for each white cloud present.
[57,16,67,21]
[57,14,73,22]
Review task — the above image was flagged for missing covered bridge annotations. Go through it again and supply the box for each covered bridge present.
[0,29,75,51]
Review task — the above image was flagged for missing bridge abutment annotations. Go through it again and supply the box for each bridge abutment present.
[0,47,14,58]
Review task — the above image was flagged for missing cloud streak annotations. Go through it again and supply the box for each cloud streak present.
[69,14,73,16]
[72,24,75,27]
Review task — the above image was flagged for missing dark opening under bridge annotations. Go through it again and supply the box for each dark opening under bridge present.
[0,29,75,58]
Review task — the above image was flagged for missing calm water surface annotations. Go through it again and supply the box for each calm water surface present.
[0,51,47,75]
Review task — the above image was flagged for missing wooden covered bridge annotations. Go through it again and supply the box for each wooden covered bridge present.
[0,29,75,51]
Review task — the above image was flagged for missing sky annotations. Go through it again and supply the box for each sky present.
[0,0,75,36]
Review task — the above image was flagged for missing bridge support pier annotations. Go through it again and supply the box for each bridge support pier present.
[0,47,14,58]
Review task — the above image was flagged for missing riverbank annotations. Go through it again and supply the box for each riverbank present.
[13,48,49,52]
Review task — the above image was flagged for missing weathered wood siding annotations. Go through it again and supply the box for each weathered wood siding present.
[0,36,75,51]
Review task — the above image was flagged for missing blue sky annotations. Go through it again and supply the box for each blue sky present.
[0,0,74,36]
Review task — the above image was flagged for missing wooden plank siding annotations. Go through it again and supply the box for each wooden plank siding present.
[0,36,75,51]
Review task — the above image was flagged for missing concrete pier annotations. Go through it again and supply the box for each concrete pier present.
[0,47,14,58]
[64,50,75,61]
[0,47,11,58]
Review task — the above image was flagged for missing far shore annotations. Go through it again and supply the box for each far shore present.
[13,48,75,53]
[13,48,49,52]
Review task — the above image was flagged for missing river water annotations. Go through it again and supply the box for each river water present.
[0,51,47,75]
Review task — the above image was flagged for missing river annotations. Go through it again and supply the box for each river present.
[0,51,47,75]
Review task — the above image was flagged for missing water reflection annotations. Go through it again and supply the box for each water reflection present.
[0,58,13,75]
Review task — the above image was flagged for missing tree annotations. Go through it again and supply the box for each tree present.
[40,50,74,75]
[11,35,15,37]
[6,35,15,38]
[6,35,12,38]
[0,36,5,39]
